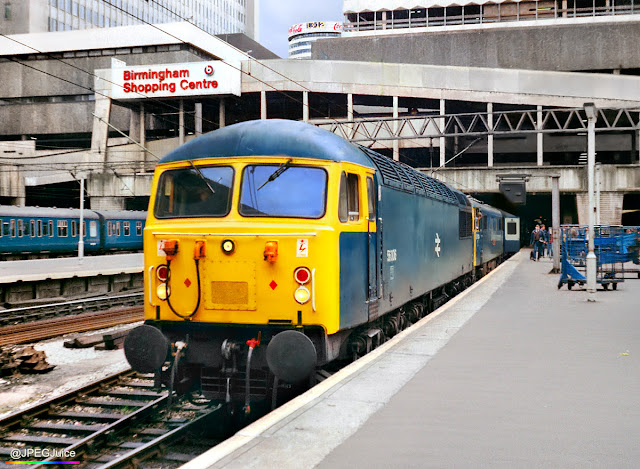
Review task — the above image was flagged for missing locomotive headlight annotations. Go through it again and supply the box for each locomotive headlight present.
[294,286,310,304]
[221,239,235,254]
[156,283,170,300]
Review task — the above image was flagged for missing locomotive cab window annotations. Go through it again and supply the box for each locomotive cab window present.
[239,164,327,218]
[155,165,234,218]
[339,172,360,223]
[366,176,376,220]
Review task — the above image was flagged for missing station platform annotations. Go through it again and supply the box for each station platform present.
[182,250,640,469]
[0,253,143,284]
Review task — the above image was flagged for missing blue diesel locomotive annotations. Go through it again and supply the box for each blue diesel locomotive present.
[0,205,146,257]
[124,119,519,406]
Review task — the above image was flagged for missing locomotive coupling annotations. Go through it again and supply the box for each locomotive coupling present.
[263,241,278,262]
[160,239,179,260]
[194,240,206,259]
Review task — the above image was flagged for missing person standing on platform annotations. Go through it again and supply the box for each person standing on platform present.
[530,224,542,260]
[540,223,549,258]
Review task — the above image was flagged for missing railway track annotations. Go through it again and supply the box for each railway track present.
[0,307,144,346]
[0,370,225,468]
[0,292,144,327]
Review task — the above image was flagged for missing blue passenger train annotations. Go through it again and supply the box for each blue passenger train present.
[0,205,146,257]
[123,119,519,406]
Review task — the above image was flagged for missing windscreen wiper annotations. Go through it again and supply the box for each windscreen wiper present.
[257,158,293,191]
[189,160,216,194]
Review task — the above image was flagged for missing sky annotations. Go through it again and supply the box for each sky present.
[258,0,344,58]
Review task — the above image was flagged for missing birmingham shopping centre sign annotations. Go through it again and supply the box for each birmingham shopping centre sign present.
[111,61,241,99]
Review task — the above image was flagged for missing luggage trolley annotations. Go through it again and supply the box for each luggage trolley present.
[558,225,629,290]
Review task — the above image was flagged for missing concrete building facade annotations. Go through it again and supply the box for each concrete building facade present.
[1,0,259,39]
[0,21,639,226]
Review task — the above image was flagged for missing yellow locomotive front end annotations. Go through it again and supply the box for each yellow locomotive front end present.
[126,158,371,404]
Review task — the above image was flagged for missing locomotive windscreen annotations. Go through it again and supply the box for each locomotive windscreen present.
[239,165,327,218]
[154,166,234,218]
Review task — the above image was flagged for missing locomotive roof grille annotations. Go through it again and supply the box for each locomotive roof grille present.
[359,146,458,204]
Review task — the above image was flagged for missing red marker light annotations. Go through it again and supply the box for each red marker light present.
[156,264,169,282]
[294,267,311,284]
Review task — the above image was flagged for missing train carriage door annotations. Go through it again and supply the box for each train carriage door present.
[366,176,379,309]
[474,208,483,266]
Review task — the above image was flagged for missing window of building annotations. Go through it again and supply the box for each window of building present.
[4,2,11,20]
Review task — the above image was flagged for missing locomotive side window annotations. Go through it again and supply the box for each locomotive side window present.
[240,165,327,218]
[338,172,360,223]
[366,176,376,219]
[155,166,234,218]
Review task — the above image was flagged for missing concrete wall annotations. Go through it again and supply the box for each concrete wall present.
[0,49,210,136]
[429,164,640,194]
[0,0,48,35]
[312,20,640,72]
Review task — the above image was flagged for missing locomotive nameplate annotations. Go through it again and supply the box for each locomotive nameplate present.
[203,261,256,311]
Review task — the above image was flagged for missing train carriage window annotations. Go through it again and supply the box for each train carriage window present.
[37,220,43,237]
[10,219,15,237]
[0,219,2,237]
[71,221,77,237]
[30,220,35,237]
[124,221,130,236]
[507,222,517,235]
[116,221,121,237]
[240,165,327,218]
[338,172,360,223]
[58,220,68,237]
[155,165,234,218]
[18,220,23,237]
[366,176,376,220]
[107,222,112,237]
[89,221,97,237]
[2,222,8,237]
[136,221,142,236]
[49,220,53,237]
